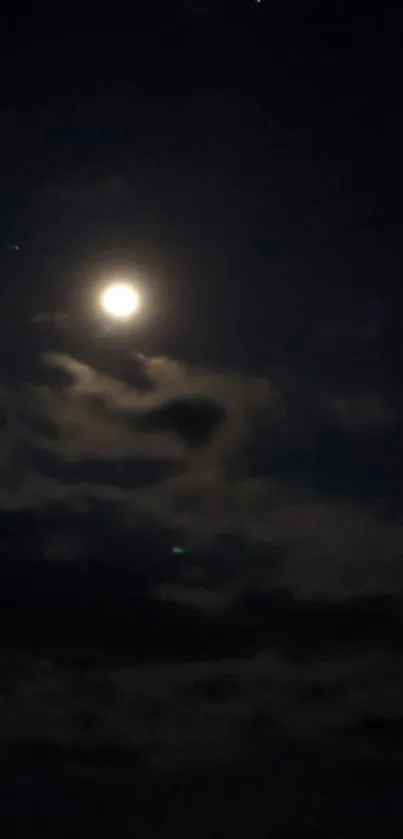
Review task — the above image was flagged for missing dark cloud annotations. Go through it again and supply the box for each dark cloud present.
[35,452,180,491]
[3,639,403,768]
[135,396,227,447]
[2,641,403,833]
[330,392,398,431]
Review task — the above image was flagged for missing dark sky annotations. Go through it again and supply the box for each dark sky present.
[4,5,403,833]
[1,0,403,602]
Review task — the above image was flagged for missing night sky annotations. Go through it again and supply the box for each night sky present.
[1,2,403,834]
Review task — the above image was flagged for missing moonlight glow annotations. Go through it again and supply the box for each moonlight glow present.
[100,283,140,319]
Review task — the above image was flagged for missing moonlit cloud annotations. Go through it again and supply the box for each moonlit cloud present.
[2,348,403,600]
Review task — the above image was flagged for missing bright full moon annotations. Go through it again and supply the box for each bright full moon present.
[100,283,140,319]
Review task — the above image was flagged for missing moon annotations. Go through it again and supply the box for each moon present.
[100,283,140,319]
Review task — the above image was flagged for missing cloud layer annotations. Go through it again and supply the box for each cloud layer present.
[1,348,403,599]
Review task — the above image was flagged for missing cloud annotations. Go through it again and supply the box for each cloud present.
[135,396,226,447]
[155,582,235,614]
[331,392,398,431]
[32,312,70,328]
[266,501,403,599]
[2,349,403,600]
[0,351,276,508]
[134,473,403,599]
[38,352,276,463]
